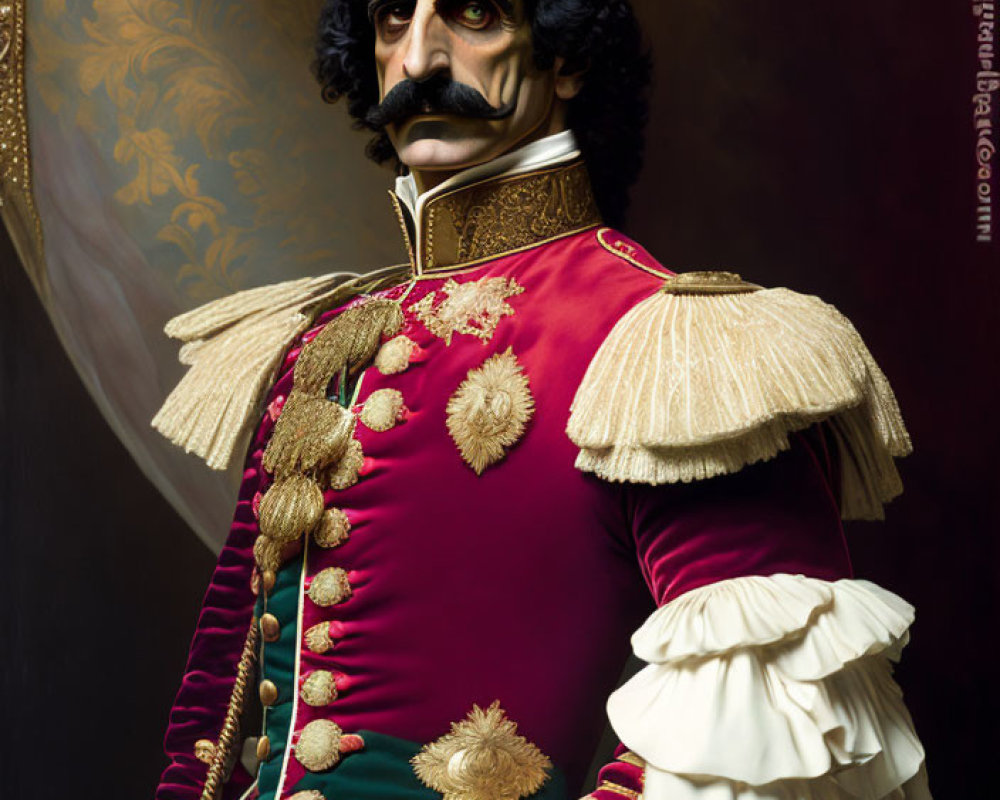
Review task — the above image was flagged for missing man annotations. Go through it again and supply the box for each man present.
[153,1,931,798]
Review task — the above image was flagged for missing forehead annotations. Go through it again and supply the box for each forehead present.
[367,0,526,22]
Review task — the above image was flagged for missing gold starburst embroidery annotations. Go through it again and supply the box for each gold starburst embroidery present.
[411,277,524,345]
[411,701,552,800]
[446,349,534,474]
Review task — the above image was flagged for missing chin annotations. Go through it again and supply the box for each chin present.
[397,136,503,174]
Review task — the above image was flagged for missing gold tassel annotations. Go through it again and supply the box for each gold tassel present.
[152,265,408,470]
[566,273,911,520]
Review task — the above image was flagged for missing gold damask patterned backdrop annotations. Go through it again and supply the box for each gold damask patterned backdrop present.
[32,0,397,298]
[8,0,403,547]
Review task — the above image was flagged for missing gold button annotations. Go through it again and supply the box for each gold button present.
[375,335,417,375]
[262,570,277,593]
[308,568,352,608]
[300,670,338,707]
[259,679,279,706]
[260,613,280,643]
[295,719,343,772]
[360,388,405,432]
[304,622,334,654]
[256,735,271,761]
[314,508,351,548]
[193,739,216,764]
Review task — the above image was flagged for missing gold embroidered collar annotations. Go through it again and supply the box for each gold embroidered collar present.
[390,160,602,277]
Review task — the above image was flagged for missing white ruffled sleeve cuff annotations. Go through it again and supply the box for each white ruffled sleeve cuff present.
[607,574,931,799]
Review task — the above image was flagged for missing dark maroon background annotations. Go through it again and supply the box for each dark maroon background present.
[1,2,997,798]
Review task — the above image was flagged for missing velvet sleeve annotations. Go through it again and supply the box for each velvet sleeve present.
[583,427,930,799]
[154,440,264,800]
[628,425,852,607]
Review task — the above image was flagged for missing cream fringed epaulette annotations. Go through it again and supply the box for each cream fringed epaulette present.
[566,271,912,520]
[152,265,408,471]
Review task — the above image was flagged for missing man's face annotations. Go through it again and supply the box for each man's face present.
[370,0,570,176]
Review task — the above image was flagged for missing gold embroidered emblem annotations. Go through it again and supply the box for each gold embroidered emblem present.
[447,349,534,474]
[411,277,524,345]
[411,701,551,800]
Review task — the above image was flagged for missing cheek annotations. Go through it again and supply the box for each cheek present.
[507,72,555,130]
[374,43,402,99]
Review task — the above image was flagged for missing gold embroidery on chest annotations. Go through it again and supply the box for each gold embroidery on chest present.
[411,277,524,345]
[411,701,552,800]
[254,299,402,574]
[446,348,534,474]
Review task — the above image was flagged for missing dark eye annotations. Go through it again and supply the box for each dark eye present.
[375,1,414,36]
[450,1,497,30]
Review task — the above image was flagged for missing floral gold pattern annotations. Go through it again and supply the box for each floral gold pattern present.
[411,277,524,345]
[300,670,338,707]
[411,701,552,800]
[308,567,352,607]
[447,348,534,474]
[28,0,397,301]
[360,387,405,432]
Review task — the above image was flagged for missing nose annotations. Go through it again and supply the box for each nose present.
[401,4,451,82]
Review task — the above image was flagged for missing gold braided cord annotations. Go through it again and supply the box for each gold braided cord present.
[200,618,260,800]
[594,780,642,799]
[567,282,911,520]
[291,299,404,397]
[152,264,408,470]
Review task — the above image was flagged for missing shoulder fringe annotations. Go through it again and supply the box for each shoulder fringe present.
[152,266,407,471]
[566,284,912,519]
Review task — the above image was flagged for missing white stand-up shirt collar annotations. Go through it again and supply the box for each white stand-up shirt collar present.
[394,129,581,221]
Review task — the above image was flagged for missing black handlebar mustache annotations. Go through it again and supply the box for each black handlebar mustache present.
[365,77,517,128]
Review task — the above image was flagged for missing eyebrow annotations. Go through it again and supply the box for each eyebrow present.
[486,0,516,17]
[368,0,518,24]
[368,0,401,22]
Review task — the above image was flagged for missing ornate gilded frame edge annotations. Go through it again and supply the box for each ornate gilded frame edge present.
[0,0,47,299]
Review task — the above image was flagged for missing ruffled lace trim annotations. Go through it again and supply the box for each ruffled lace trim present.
[631,575,914,676]
[643,762,932,800]
[608,574,929,797]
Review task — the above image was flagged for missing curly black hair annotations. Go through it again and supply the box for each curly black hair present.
[314,0,651,227]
